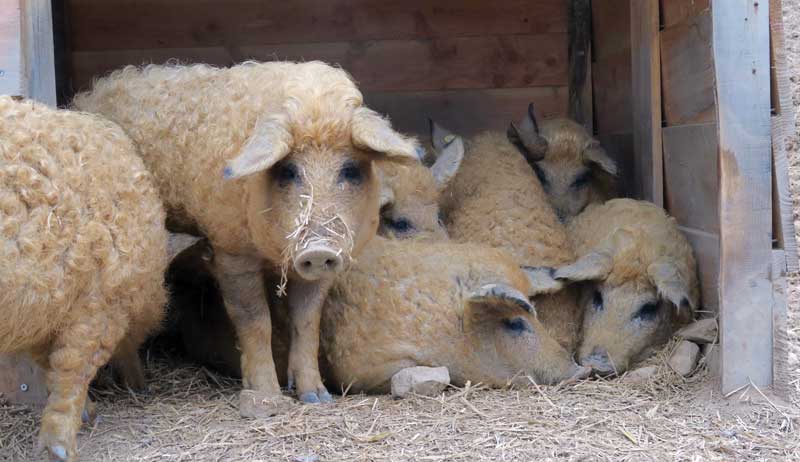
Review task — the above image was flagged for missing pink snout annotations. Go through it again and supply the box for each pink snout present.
[293,245,344,281]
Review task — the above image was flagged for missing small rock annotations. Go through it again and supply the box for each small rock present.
[239,390,295,419]
[676,318,718,343]
[621,365,658,383]
[668,341,700,376]
[391,366,450,398]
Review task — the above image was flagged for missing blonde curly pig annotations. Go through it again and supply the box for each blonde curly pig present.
[0,96,170,461]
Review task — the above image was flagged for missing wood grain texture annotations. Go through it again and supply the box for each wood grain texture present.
[20,0,56,105]
[679,226,720,311]
[366,87,568,137]
[69,0,568,51]
[772,249,790,397]
[568,0,593,132]
[768,0,799,272]
[71,34,568,94]
[714,0,774,393]
[663,123,719,233]
[592,51,633,135]
[0,353,47,407]
[591,0,630,60]
[630,0,663,204]
[660,10,716,126]
[0,0,22,96]
[661,0,711,28]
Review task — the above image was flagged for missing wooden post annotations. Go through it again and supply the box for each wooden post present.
[713,0,774,393]
[568,0,593,133]
[0,0,56,407]
[630,0,663,205]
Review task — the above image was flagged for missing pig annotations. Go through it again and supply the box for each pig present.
[555,198,699,375]
[507,103,617,221]
[72,61,420,404]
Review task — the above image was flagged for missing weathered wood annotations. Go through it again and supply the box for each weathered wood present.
[771,249,790,397]
[70,0,568,51]
[20,0,56,105]
[678,226,720,311]
[660,10,716,126]
[768,0,799,272]
[0,353,47,406]
[663,123,719,234]
[630,0,663,204]
[661,0,711,28]
[568,0,593,132]
[592,51,633,135]
[714,0,774,393]
[591,0,630,60]
[71,33,569,94]
[0,0,23,96]
[366,87,569,138]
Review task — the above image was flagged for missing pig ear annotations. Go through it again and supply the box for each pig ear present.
[583,141,618,176]
[554,250,613,282]
[466,283,536,317]
[520,266,565,296]
[166,233,203,262]
[351,107,422,162]
[647,260,697,312]
[224,116,293,180]
[429,131,465,192]
[507,102,549,162]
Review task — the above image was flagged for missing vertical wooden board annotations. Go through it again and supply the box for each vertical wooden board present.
[0,0,22,96]
[0,353,48,406]
[661,0,711,28]
[679,226,720,311]
[663,123,719,233]
[365,87,569,138]
[630,0,663,204]
[771,250,790,397]
[768,0,799,272]
[714,0,774,393]
[591,0,630,60]
[568,0,593,132]
[20,0,56,105]
[597,133,635,197]
[660,10,716,126]
[592,52,633,135]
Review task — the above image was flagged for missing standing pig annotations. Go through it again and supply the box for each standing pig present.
[433,118,583,352]
[555,198,699,375]
[72,61,420,404]
[508,103,617,220]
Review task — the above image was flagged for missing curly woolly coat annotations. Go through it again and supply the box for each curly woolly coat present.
[0,96,167,460]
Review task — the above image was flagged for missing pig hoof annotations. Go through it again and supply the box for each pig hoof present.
[318,390,334,403]
[299,392,321,404]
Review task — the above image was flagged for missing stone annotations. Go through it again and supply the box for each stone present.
[239,390,295,419]
[675,318,718,344]
[668,341,700,376]
[391,366,450,398]
[621,365,658,383]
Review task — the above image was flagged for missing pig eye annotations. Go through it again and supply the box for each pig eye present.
[592,290,604,311]
[571,170,592,189]
[339,160,364,185]
[503,317,531,334]
[532,163,549,188]
[382,215,414,234]
[274,162,300,186]
[633,302,660,322]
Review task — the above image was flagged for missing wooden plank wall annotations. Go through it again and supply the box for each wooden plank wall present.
[658,0,719,312]
[591,0,634,197]
[66,0,571,137]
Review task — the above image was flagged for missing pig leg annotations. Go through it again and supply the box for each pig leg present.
[109,336,147,391]
[37,302,126,462]
[286,278,334,404]
[212,252,282,396]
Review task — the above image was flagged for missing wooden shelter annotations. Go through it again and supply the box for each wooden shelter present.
[0,0,795,401]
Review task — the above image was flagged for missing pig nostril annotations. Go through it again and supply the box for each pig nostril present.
[325,259,336,268]
[302,261,312,268]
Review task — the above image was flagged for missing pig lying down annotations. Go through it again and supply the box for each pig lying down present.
[73,61,419,405]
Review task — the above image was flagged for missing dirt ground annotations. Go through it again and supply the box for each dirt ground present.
[4,4,800,462]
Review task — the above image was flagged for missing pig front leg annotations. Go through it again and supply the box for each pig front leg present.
[212,252,281,396]
[286,278,334,403]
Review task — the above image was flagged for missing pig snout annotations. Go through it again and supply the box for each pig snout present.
[293,245,344,280]
[580,346,616,376]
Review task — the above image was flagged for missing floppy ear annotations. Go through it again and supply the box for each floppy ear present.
[507,102,549,161]
[429,133,465,191]
[351,107,422,162]
[429,118,458,153]
[166,233,203,262]
[583,140,618,176]
[379,182,395,209]
[520,266,565,296]
[647,260,698,312]
[464,283,537,334]
[223,116,293,180]
[554,250,613,282]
